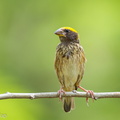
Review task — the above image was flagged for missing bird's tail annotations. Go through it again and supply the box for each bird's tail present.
[63,97,74,112]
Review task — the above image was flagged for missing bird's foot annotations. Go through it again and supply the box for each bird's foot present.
[78,86,95,105]
[57,89,65,100]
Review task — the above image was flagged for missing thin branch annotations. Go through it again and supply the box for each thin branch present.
[0,92,120,100]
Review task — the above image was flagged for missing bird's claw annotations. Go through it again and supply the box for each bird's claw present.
[57,89,65,100]
[86,90,95,103]
[78,86,96,105]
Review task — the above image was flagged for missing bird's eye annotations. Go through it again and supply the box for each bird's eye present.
[64,29,69,33]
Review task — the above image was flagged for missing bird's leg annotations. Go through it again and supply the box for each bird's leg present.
[78,86,95,104]
[57,88,65,100]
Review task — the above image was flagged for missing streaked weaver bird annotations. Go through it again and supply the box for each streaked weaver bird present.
[54,27,94,112]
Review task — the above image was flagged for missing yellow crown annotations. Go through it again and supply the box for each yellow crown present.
[61,27,78,33]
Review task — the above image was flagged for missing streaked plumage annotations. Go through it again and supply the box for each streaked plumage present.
[54,27,86,112]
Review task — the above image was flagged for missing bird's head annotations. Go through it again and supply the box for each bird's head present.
[54,27,79,43]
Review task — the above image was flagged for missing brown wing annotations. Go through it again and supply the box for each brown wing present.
[54,44,65,88]
[74,46,86,90]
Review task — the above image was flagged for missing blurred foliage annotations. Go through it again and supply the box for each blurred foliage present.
[0,0,120,120]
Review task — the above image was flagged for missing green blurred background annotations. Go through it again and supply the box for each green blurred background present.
[0,0,120,119]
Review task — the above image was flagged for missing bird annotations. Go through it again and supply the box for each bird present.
[54,27,94,112]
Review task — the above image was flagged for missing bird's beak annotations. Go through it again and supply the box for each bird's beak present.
[54,28,65,37]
